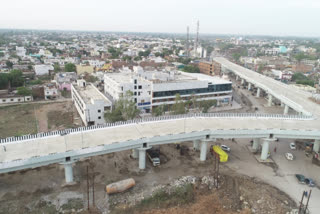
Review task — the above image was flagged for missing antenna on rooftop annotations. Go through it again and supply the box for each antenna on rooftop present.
[194,20,199,58]
[186,26,190,57]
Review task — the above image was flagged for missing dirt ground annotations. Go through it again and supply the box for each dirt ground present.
[0,101,81,138]
[0,142,296,214]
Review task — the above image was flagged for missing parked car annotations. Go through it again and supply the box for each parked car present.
[295,174,305,184]
[290,142,296,150]
[285,153,294,160]
[221,145,231,152]
[305,178,315,187]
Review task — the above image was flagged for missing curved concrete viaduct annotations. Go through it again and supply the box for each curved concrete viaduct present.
[0,58,320,183]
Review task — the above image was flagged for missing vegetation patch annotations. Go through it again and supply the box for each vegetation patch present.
[47,110,73,130]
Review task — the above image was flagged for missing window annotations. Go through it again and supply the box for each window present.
[121,86,123,91]
[10,99,14,101]
[138,92,140,96]
[2,99,6,102]
[18,99,21,101]
[134,79,137,84]
[98,109,101,113]
[134,86,137,89]
[134,92,137,95]
[138,85,142,89]
[98,116,101,119]
[134,98,137,103]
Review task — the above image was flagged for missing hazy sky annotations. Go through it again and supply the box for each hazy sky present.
[1,0,320,37]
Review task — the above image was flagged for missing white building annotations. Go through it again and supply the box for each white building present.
[34,64,54,76]
[0,95,33,104]
[16,46,26,57]
[71,80,112,126]
[44,83,58,100]
[104,66,232,113]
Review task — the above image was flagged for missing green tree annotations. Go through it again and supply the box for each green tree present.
[292,72,308,81]
[199,100,217,113]
[64,63,76,73]
[104,91,140,122]
[232,53,241,62]
[0,52,4,57]
[0,73,9,89]
[152,105,166,116]
[17,87,32,96]
[171,94,186,115]
[9,69,24,87]
[182,65,200,73]
[134,56,142,61]
[6,60,13,68]
[54,63,61,72]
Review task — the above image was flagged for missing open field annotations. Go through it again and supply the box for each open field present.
[0,101,80,138]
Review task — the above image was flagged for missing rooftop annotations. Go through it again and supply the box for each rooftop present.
[73,83,111,105]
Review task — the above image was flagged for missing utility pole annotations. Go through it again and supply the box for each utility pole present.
[304,189,312,214]
[87,166,90,211]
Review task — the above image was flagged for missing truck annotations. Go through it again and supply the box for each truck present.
[211,145,228,162]
[147,147,160,166]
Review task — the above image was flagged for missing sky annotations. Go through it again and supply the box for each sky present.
[1,0,320,37]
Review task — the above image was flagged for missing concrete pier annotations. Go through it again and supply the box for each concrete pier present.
[314,140,320,153]
[261,139,270,160]
[284,105,289,115]
[138,147,150,170]
[256,88,261,97]
[200,140,209,161]
[268,94,272,107]
[248,83,252,90]
[62,161,74,183]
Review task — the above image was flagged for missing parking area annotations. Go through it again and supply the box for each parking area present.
[219,138,320,213]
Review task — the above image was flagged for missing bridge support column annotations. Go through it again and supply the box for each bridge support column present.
[261,139,270,160]
[62,161,74,183]
[236,75,239,81]
[252,139,260,150]
[138,147,150,170]
[284,105,289,115]
[248,83,252,90]
[131,149,139,159]
[256,88,261,97]
[241,79,245,85]
[314,140,320,153]
[280,102,284,107]
[268,94,273,107]
[200,140,209,161]
[193,140,200,151]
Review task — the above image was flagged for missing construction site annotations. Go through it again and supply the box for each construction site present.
[1,80,318,214]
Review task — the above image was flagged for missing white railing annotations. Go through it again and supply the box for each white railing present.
[0,113,314,144]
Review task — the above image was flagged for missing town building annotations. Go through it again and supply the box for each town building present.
[198,60,221,76]
[55,72,77,91]
[34,64,54,76]
[104,66,232,113]
[71,80,112,126]
[44,83,58,100]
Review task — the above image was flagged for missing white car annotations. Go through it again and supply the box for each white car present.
[221,145,231,152]
[290,142,296,150]
[285,153,294,160]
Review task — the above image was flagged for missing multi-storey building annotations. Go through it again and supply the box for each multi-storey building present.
[104,66,232,113]
[198,60,221,76]
[71,80,112,126]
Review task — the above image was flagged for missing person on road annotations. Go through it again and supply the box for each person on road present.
[274,147,277,153]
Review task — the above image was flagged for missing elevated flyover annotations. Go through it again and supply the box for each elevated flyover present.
[0,58,320,184]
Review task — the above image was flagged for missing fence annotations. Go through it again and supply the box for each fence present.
[0,113,314,144]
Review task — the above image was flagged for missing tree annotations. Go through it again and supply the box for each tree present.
[152,105,166,116]
[84,75,99,83]
[0,73,9,89]
[134,56,142,61]
[0,52,4,57]
[6,60,13,68]
[171,94,186,115]
[104,91,140,122]
[9,69,24,87]
[182,65,200,73]
[64,63,76,73]
[17,87,32,96]
[232,53,241,62]
[54,63,61,72]
[199,100,217,113]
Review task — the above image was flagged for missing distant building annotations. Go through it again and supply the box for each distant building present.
[71,80,112,126]
[16,46,26,57]
[55,72,77,91]
[34,64,54,76]
[44,83,58,100]
[0,90,33,104]
[198,61,221,76]
[76,65,94,75]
